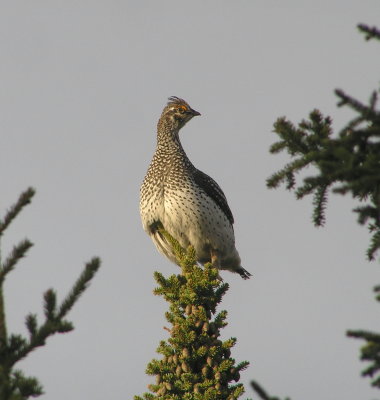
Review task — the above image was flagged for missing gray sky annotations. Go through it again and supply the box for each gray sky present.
[1,2,380,399]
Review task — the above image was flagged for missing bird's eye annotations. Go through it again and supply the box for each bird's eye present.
[178,107,185,114]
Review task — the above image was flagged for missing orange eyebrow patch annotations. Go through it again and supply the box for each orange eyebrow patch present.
[179,105,188,111]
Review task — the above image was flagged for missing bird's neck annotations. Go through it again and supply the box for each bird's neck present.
[156,119,187,157]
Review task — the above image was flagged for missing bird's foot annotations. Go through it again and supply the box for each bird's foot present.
[238,267,252,280]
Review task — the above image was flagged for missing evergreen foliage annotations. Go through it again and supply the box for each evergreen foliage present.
[251,24,380,399]
[135,228,249,400]
[347,284,380,388]
[0,188,100,399]
[250,381,289,400]
[266,24,380,260]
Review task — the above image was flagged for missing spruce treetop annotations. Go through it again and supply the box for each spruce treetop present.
[135,229,250,400]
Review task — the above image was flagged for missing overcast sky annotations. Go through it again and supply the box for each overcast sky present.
[1,2,380,399]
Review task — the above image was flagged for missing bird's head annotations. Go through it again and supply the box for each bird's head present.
[160,96,201,130]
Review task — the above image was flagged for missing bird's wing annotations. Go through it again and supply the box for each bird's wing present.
[192,169,234,225]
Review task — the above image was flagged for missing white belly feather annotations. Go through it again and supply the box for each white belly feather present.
[140,183,237,266]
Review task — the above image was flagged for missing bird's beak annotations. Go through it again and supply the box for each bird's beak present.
[190,108,201,117]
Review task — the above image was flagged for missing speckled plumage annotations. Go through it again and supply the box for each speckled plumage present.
[139,97,251,279]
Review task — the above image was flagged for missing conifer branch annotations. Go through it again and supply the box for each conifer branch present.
[267,88,380,259]
[311,184,328,226]
[0,188,35,237]
[7,370,44,398]
[358,24,380,41]
[250,380,290,400]
[0,240,33,284]
[347,321,380,388]
[335,89,378,122]
[56,257,100,319]
[367,231,380,261]
[262,22,380,397]
[0,189,101,399]
[6,257,100,368]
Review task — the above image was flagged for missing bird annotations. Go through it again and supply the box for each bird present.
[139,96,251,279]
